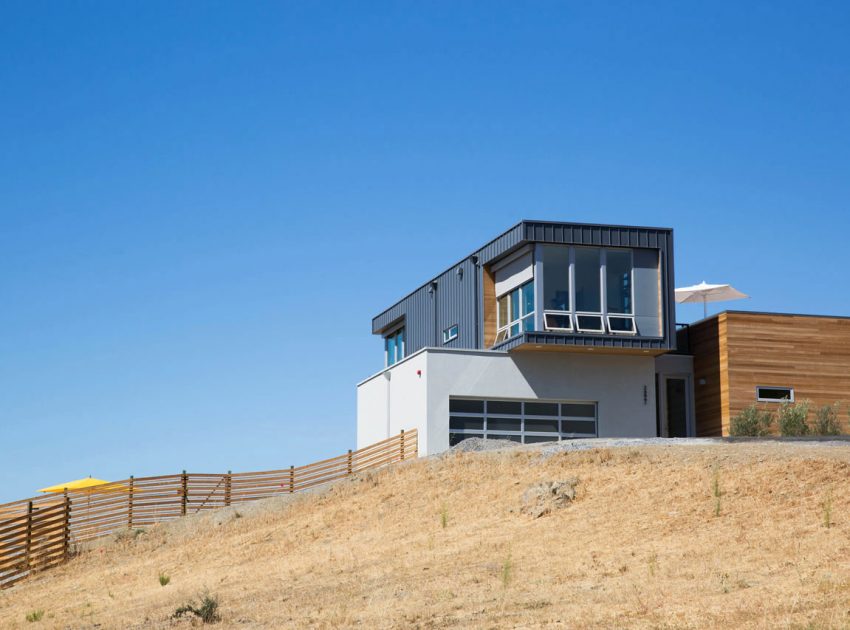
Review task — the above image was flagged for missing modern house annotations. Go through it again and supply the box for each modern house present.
[681,311,850,436]
[357,220,696,455]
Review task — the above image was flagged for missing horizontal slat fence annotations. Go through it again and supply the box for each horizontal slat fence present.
[0,429,415,589]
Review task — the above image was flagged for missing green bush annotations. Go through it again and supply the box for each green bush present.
[812,403,842,436]
[778,400,811,436]
[729,405,774,436]
[173,591,220,624]
[25,610,44,623]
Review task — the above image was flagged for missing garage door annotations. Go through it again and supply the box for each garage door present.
[448,398,598,446]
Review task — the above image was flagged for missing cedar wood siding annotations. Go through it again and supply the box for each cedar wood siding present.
[687,311,850,436]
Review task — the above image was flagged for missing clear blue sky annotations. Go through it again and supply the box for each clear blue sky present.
[2,2,848,502]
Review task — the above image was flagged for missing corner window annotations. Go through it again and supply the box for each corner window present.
[496,280,534,343]
[385,327,405,367]
[756,386,794,402]
[442,324,459,344]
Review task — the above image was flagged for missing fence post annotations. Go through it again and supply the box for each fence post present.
[400,429,405,461]
[289,465,294,494]
[225,471,232,507]
[25,501,33,569]
[347,449,353,475]
[128,476,134,529]
[181,470,188,517]
[63,490,71,560]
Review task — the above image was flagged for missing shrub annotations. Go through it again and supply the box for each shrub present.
[158,572,170,587]
[173,591,220,624]
[729,405,774,436]
[440,503,448,529]
[25,610,44,622]
[778,400,810,436]
[812,403,842,436]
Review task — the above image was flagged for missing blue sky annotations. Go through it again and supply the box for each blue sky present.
[1,2,848,502]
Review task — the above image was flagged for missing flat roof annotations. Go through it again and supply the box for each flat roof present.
[683,310,850,326]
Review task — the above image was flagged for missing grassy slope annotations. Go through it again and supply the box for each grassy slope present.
[2,443,850,629]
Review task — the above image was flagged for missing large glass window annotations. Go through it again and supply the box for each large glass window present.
[606,250,633,314]
[496,280,534,342]
[574,248,602,313]
[542,246,570,311]
[385,327,405,367]
[448,398,598,446]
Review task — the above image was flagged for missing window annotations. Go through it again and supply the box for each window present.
[443,324,459,344]
[576,314,604,333]
[607,315,636,335]
[574,248,602,313]
[537,245,638,336]
[756,386,794,402]
[605,249,633,314]
[496,280,534,343]
[448,397,598,446]
[385,327,405,367]
[543,312,573,331]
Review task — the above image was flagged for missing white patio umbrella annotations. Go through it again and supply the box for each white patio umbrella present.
[675,281,749,318]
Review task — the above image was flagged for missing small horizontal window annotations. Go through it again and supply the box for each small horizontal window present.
[525,419,559,432]
[561,403,596,418]
[487,400,522,415]
[607,315,636,335]
[524,402,559,416]
[449,416,484,431]
[543,312,573,332]
[575,314,604,333]
[488,417,521,432]
[442,324,459,344]
[561,420,597,434]
[756,386,794,402]
[449,399,484,414]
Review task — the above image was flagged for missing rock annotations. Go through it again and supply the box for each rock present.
[520,478,579,518]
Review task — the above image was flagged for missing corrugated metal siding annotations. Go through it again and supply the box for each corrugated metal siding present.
[372,220,677,354]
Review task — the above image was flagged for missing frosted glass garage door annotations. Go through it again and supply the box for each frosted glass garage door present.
[448,398,597,447]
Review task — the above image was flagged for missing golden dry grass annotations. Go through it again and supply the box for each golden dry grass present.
[3,442,850,629]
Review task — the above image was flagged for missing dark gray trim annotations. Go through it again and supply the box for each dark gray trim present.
[493,332,670,352]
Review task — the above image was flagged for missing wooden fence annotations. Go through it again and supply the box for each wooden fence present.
[0,429,416,589]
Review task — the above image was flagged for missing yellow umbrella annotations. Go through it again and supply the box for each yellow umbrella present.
[38,477,111,493]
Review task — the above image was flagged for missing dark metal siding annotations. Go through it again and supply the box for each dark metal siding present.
[372,220,677,353]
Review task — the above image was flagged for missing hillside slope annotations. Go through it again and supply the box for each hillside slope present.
[2,442,850,629]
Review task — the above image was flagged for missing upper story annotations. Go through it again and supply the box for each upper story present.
[373,220,677,366]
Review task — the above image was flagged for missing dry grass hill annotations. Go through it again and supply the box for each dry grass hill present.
[2,441,850,629]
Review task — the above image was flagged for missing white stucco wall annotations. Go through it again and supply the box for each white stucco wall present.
[358,348,659,456]
[357,351,429,451]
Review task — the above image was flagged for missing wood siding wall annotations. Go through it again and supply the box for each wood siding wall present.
[482,265,497,348]
[686,312,850,436]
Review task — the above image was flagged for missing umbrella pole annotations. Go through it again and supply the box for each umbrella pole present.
[703,296,707,319]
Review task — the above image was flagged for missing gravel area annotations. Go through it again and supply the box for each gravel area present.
[449,435,850,457]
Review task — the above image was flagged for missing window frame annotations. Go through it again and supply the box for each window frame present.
[384,325,405,367]
[543,311,574,332]
[606,315,637,335]
[442,324,459,344]
[575,314,605,334]
[496,280,535,343]
[756,386,795,403]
